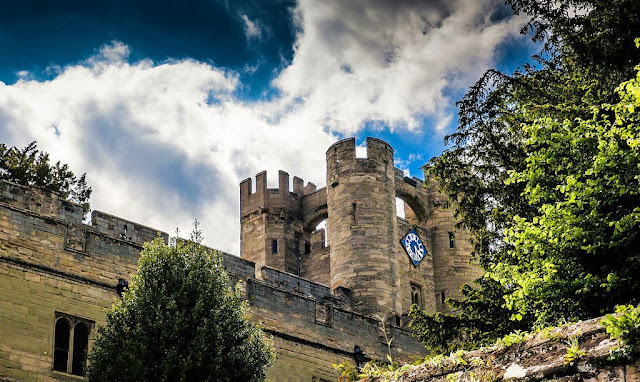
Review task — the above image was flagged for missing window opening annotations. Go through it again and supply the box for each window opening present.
[71,323,90,376]
[395,197,406,219]
[448,232,455,248]
[272,239,278,254]
[315,219,328,247]
[53,313,94,376]
[53,318,70,372]
[411,283,422,307]
[295,232,301,276]
[351,203,358,226]
[440,291,446,304]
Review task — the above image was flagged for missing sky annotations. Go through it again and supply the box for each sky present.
[0,0,538,254]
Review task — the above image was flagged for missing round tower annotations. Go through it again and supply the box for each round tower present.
[326,137,400,317]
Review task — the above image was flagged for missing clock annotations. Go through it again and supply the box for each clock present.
[401,229,427,266]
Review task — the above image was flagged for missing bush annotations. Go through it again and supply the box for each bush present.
[87,237,274,382]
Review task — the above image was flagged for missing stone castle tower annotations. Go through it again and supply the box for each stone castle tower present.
[240,137,482,320]
[0,136,482,381]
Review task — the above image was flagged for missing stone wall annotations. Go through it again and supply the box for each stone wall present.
[0,179,427,381]
[0,260,114,381]
[0,180,150,381]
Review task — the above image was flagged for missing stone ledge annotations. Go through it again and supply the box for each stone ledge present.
[370,314,639,381]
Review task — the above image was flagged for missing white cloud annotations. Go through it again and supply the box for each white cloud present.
[274,0,527,134]
[241,14,263,40]
[0,1,529,254]
[0,42,335,254]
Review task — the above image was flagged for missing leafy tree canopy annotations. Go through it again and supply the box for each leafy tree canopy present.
[493,61,640,325]
[87,232,275,382]
[411,0,640,352]
[0,141,91,214]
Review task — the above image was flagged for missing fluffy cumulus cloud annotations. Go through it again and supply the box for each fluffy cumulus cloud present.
[0,0,527,254]
[276,0,526,133]
[0,42,335,253]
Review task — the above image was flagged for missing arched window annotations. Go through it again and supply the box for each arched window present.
[53,318,70,372]
[72,323,90,376]
[52,313,93,376]
[411,283,422,307]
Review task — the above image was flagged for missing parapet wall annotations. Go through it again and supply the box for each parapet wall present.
[91,211,164,246]
[0,180,167,289]
[326,137,395,188]
[248,269,426,364]
[240,170,319,219]
[0,180,84,224]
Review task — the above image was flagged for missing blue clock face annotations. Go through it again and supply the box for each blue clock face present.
[401,229,427,266]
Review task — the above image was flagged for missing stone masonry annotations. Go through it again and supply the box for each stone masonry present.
[0,137,481,381]
[241,137,482,319]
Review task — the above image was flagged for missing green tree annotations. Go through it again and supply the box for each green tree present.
[411,0,640,352]
[0,141,92,214]
[409,278,522,353]
[87,235,275,382]
[492,63,640,326]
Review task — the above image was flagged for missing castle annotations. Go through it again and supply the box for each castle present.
[0,137,481,381]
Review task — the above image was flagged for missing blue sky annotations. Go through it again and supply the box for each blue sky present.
[0,0,537,253]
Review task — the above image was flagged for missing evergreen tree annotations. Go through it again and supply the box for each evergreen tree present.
[0,141,91,215]
[411,0,640,352]
[87,234,274,382]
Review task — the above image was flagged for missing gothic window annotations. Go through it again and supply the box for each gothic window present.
[411,283,422,307]
[448,232,455,248]
[53,318,70,372]
[53,313,93,376]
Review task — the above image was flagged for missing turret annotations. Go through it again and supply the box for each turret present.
[240,170,304,274]
[326,137,401,317]
[239,137,482,319]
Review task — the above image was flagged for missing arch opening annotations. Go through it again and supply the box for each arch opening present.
[314,219,328,248]
[395,197,406,219]
[395,193,426,226]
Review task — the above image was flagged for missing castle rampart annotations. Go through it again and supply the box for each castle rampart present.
[0,137,482,381]
[0,173,429,381]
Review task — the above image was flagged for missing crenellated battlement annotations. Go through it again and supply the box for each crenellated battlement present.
[240,170,320,219]
[240,137,481,320]
[91,210,168,246]
[326,137,394,187]
[326,137,394,166]
[393,168,427,190]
